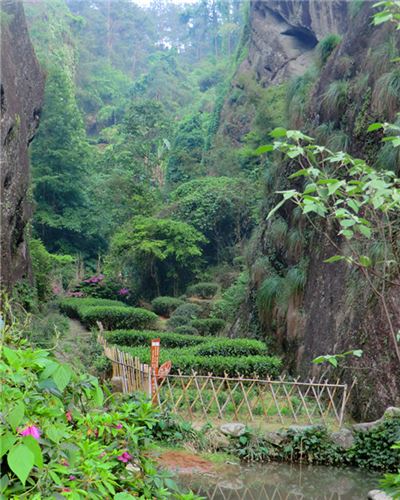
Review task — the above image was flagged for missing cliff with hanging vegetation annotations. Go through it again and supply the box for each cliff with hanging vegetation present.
[220,0,400,420]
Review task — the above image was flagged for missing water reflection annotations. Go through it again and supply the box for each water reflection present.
[177,462,380,500]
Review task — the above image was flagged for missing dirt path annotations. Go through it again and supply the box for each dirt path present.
[54,318,93,371]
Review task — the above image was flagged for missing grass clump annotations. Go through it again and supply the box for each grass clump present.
[317,34,342,67]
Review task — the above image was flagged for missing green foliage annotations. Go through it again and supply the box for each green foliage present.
[281,426,342,465]
[151,296,185,317]
[78,305,158,331]
[104,330,207,348]
[167,114,206,184]
[59,297,127,319]
[317,34,342,67]
[167,303,202,330]
[286,67,318,127]
[322,79,349,121]
[169,177,255,261]
[187,282,219,299]
[228,430,270,462]
[348,419,400,470]
[195,338,267,357]
[107,216,206,298]
[174,325,199,335]
[257,275,284,319]
[121,345,282,378]
[190,318,226,336]
[30,239,75,301]
[372,69,400,120]
[31,65,103,257]
[0,336,179,496]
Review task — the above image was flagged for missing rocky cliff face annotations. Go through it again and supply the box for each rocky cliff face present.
[0,0,44,291]
[243,0,348,85]
[224,1,400,420]
[215,0,348,146]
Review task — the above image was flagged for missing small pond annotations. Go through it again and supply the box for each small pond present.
[176,462,381,499]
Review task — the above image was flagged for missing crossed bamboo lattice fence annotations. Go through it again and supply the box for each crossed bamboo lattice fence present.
[185,482,353,500]
[98,333,351,427]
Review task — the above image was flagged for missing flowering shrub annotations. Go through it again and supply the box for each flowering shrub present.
[0,333,195,498]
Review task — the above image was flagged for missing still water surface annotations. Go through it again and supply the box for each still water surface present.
[177,462,381,499]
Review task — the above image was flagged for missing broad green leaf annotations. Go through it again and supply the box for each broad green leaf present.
[340,219,356,228]
[270,127,287,138]
[7,400,25,431]
[3,347,18,367]
[367,122,383,132]
[254,144,273,155]
[373,12,393,24]
[359,255,372,267]
[0,433,17,458]
[53,364,72,392]
[93,384,104,407]
[340,229,354,239]
[7,444,34,485]
[289,168,308,179]
[352,349,363,358]
[46,424,69,444]
[23,436,43,468]
[347,199,360,213]
[359,225,372,238]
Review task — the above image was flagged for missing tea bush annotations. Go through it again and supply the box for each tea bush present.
[195,338,268,357]
[167,303,202,329]
[79,306,158,330]
[59,297,127,319]
[191,318,226,335]
[151,296,184,317]
[104,329,206,348]
[187,282,219,299]
[174,325,199,335]
[120,345,282,377]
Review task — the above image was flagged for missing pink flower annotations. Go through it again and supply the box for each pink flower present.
[117,451,132,463]
[69,475,76,480]
[66,411,72,422]
[118,288,129,296]
[62,488,71,492]
[19,425,41,440]
[115,423,123,429]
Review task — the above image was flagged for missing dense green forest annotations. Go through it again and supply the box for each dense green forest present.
[1,0,400,497]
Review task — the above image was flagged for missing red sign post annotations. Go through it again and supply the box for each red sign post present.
[150,338,160,402]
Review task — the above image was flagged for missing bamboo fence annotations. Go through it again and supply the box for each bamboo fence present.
[98,332,351,427]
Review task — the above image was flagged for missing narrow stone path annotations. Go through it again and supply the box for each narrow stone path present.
[54,318,93,372]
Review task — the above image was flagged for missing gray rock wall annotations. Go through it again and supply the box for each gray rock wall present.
[0,0,44,291]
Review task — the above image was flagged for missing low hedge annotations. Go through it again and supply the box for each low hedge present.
[174,325,199,335]
[104,330,206,348]
[151,296,184,317]
[187,282,219,299]
[59,298,127,318]
[79,306,158,330]
[104,331,269,355]
[120,345,282,378]
[195,338,268,357]
[191,318,226,336]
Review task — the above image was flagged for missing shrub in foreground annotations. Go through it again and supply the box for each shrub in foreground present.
[105,329,206,348]
[1,343,187,497]
[80,306,158,330]
[195,338,268,357]
[151,296,184,317]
